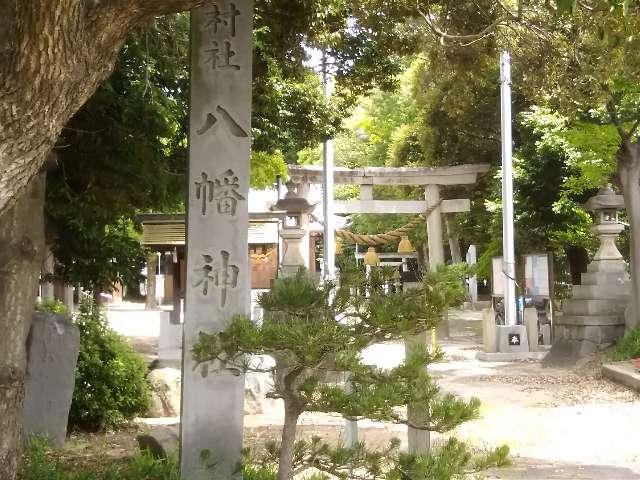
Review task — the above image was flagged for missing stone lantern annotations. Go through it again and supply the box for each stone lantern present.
[584,186,626,264]
[271,182,316,276]
[552,186,630,360]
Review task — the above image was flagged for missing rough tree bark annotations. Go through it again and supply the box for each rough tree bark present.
[0,174,46,479]
[618,142,640,330]
[445,214,462,264]
[0,2,205,478]
[277,407,302,480]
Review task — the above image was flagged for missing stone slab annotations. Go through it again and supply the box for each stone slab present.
[523,308,538,351]
[602,361,640,392]
[587,259,628,273]
[570,284,630,300]
[563,299,627,316]
[23,313,80,447]
[476,351,548,362]
[158,313,182,362]
[581,271,630,286]
[497,325,529,354]
[481,308,497,353]
[555,315,625,326]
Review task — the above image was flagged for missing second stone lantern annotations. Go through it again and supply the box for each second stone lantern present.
[271,182,317,276]
[553,186,630,359]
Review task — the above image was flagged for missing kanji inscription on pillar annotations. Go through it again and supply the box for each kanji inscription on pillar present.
[181,2,253,479]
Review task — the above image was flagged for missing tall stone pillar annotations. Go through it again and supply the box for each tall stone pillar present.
[466,245,478,306]
[425,184,445,270]
[181,2,253,479]
[296,182,312,270]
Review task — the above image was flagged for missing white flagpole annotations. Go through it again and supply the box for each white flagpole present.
[500,51,517,326]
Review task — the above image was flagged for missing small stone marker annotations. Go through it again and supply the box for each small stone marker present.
[497,325,529,354]
[181,2,253,479]
[23,312,79,447]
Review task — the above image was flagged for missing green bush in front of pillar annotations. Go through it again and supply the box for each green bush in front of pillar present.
[68,299,151,431]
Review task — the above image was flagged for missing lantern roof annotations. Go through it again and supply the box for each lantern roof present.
[584,186,625,212]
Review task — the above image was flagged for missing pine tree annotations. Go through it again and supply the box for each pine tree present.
[193,264,503,480]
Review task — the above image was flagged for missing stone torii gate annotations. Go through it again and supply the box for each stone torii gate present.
[288,163,489,452]
[287,164,490,269]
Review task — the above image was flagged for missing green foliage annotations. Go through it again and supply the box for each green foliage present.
[387,438,510,480]
[612,327,640,361]
[21,437,179,480]
[194,266,487,478]
[69,300,151,431]
[247,435,509,479]
[251,151,288,190]
[35,299,70,318]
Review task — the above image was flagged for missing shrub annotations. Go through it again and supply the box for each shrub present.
[21,437,178,480]
[35,299,70,318]
[68,299,151,431]
[612,327,640,361]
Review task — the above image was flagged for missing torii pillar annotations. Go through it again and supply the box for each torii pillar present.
[425,184,445,269]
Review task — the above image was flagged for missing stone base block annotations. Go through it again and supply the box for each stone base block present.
[159,315,182,362]
[564,299,627,316]
[497,325,529,354]
[554,323,624,346]
[476,351,547,362]
[603,362,640,392]
[571,284,629,300]
[481,308,497,353]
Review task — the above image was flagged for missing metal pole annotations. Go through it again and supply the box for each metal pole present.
[322,54,336,280]
[500,51,517,326]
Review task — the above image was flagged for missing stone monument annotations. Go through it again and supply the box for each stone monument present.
[181,2,253,478]
[23,312,79,447]
[552,187,629,360]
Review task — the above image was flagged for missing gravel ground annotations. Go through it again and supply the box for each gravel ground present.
[101,304,640,479]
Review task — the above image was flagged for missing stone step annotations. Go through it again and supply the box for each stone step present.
[563,299,627,316]
[581,271,630,286]
[570,284,630,300]
[555,314,624,327]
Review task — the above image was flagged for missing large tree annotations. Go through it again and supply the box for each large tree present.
[0,1,406,477]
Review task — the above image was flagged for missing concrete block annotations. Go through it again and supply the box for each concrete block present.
[158,313,182,362]
[603,361,640,392]
[23,313,80,447]
[540,324,551,345]
[523,308,538,351]
[581,271,630,286]
[481,308,497,353]
[587,259,627,274]
[497,325,529,354]
[563,299,626,316]
[571,284,629,300]
[555,315,625,327]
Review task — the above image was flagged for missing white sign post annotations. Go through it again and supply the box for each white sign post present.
[181,2,253,478]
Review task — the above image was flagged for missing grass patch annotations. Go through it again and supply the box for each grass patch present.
[611,327,640,361]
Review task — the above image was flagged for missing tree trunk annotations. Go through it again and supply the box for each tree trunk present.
[619,143,640,330]
[0,174,46,480]
[146,252,158,309]
[0,0,207,218]
[277,407,301,480]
